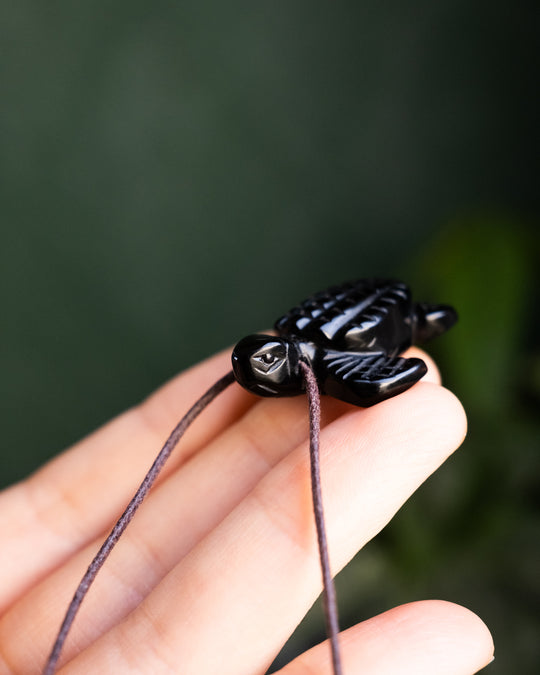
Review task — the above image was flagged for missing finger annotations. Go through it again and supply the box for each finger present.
[60,381,466,675]
[277,600,494,675]
[0,350,252,611]
[406,347,440,385]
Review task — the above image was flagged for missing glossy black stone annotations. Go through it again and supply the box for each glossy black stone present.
[232,279,457,407]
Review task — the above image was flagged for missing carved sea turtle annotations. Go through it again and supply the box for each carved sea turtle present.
[232,278,457,407]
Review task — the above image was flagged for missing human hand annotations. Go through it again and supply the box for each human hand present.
[0,348,493,674]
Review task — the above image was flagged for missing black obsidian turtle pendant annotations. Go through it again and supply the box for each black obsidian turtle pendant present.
[232,278,457,407]
[43,277,458,675]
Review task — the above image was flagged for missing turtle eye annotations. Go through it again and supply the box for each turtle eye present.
[252,352,278,373]
[251,343,286,375]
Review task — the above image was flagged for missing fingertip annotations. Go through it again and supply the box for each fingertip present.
[393,600,495,673]
[281,600,494,675]
[405,347,441,385]
[419,382,468,457]
[346,379,468,470]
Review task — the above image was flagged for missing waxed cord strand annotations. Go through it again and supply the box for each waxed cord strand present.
[42,370,236,675]
[300,360,343,675]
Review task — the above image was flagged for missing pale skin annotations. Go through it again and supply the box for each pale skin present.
[0,347,494,674]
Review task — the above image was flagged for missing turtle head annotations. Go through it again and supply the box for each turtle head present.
[231,334,303,397]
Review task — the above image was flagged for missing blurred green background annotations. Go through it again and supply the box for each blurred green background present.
[1,1,538,673]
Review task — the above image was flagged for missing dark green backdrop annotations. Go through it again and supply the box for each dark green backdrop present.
[1,2,538,673]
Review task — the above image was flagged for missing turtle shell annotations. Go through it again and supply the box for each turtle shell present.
[274,279,414,357]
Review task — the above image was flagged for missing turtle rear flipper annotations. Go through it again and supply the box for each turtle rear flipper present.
[414,303,458,343]
[318,350,427,407]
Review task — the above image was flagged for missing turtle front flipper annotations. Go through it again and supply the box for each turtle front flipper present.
[317,350,428,407]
